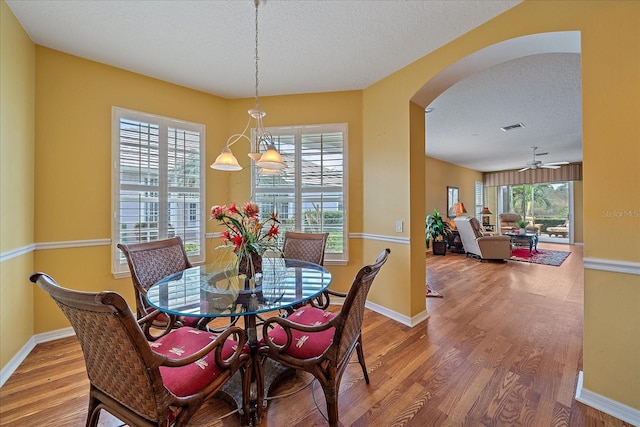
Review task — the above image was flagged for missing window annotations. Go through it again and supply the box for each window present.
[497,181,572,240]
[252,124,347,263]
[112,107,205,275]
[475,181,484,221]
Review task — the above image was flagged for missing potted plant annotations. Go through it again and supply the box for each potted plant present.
[516,219,528,234]
[426,209,449,255]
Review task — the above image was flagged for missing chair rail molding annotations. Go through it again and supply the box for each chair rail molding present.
[349,233,410,245]
[583,257,640,275]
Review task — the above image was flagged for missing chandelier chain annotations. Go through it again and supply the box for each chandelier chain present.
[254,0,260,108]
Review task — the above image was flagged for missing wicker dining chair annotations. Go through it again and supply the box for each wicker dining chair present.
[118,237,210,330]
[29,272,252,427]
[281,231,339,309]
[282,231,329,265]
[258,248,390,426]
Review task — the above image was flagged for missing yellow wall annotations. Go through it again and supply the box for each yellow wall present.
[425,156,483,220]
[0,1,36,369]
[2,0,638,413]
[30,46,231,334]
[363,0,640,411]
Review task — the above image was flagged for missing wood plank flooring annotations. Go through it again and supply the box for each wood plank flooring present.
[0,243,633,426]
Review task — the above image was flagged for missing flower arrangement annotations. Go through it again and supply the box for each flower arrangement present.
[210,202,280,255]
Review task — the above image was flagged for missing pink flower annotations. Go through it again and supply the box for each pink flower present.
[211,205,227,220]
[243,202,260,218]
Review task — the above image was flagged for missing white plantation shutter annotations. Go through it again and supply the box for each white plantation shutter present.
[253,124,347,262]
[475,180,484,220]
[112,107,205,274]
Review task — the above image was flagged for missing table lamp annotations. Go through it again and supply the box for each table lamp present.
[453,202,467,217]
[481,207,492,225]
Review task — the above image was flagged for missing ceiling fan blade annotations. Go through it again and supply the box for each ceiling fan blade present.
[537,152,549,156]
[544,161,569,166]
[541,165,561,169]
[518,166,531,172]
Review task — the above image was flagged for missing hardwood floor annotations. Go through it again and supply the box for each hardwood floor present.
[0,243,633,426]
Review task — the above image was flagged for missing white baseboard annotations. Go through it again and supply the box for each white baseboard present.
[0,327,75,388]
[330,297,429,327]
[576,371,640,426]
[365,300,429,327]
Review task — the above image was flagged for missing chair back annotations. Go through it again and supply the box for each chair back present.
[332,248,390,362]
[118,237,192,318]
[282,232,329,265]
[29,273,173,422]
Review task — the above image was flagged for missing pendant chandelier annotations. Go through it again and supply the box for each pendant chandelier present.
[210,0,286,174]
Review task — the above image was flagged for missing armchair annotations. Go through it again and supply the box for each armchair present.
[282,231,329,265]
[118,237,211,330]
[282,231,338,310]
[29,272,251,427]
[258,248,390,426]
[454,217,512,261]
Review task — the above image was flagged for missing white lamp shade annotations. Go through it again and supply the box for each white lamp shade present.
[211,147,243,171]
[256,145,286,170]
[259,167,282,176]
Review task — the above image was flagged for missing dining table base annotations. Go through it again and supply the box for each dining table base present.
[218,358,296,426]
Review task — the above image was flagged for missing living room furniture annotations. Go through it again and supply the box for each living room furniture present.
[118,237,211,330]
[547,220,570,237]
[447,229,464,253]
[499,213,538,235]
[29,272,251,427]
[454,217,512,261]
[258,249,390,427]
[505,232,539,256]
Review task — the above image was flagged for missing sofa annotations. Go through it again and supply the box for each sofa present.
[499,213,538,234]
[454,217,513,261]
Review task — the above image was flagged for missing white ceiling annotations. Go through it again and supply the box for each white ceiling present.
[7,0,582,172]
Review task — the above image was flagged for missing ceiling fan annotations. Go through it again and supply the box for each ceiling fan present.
[518,146,569,172]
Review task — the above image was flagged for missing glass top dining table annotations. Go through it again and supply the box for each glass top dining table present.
[146,257,332,320]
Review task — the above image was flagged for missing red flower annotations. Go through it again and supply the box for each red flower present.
[267,225,279,239]
[243,202,260,218]
[209,200,280,255]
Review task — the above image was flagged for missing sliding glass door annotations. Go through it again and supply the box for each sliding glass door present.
[498,181,572,242]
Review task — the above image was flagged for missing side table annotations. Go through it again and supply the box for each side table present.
[448,230,464,253]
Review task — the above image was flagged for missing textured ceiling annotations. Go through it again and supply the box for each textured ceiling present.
[6,0,582,172]
[426,52,582,172]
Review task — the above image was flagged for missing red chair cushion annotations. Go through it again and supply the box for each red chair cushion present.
[151,327,243,397]
[265,307,336,359]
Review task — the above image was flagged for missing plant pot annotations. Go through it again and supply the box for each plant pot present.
[519,228,526,234]
[432,240,447,256]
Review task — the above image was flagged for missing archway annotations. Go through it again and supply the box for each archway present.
[410,30,581,298]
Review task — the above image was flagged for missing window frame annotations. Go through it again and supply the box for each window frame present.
[251,123,348,264]
[111,107,206,277]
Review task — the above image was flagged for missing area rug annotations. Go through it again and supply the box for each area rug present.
[426,284,443,298]
[510,248,571,266]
